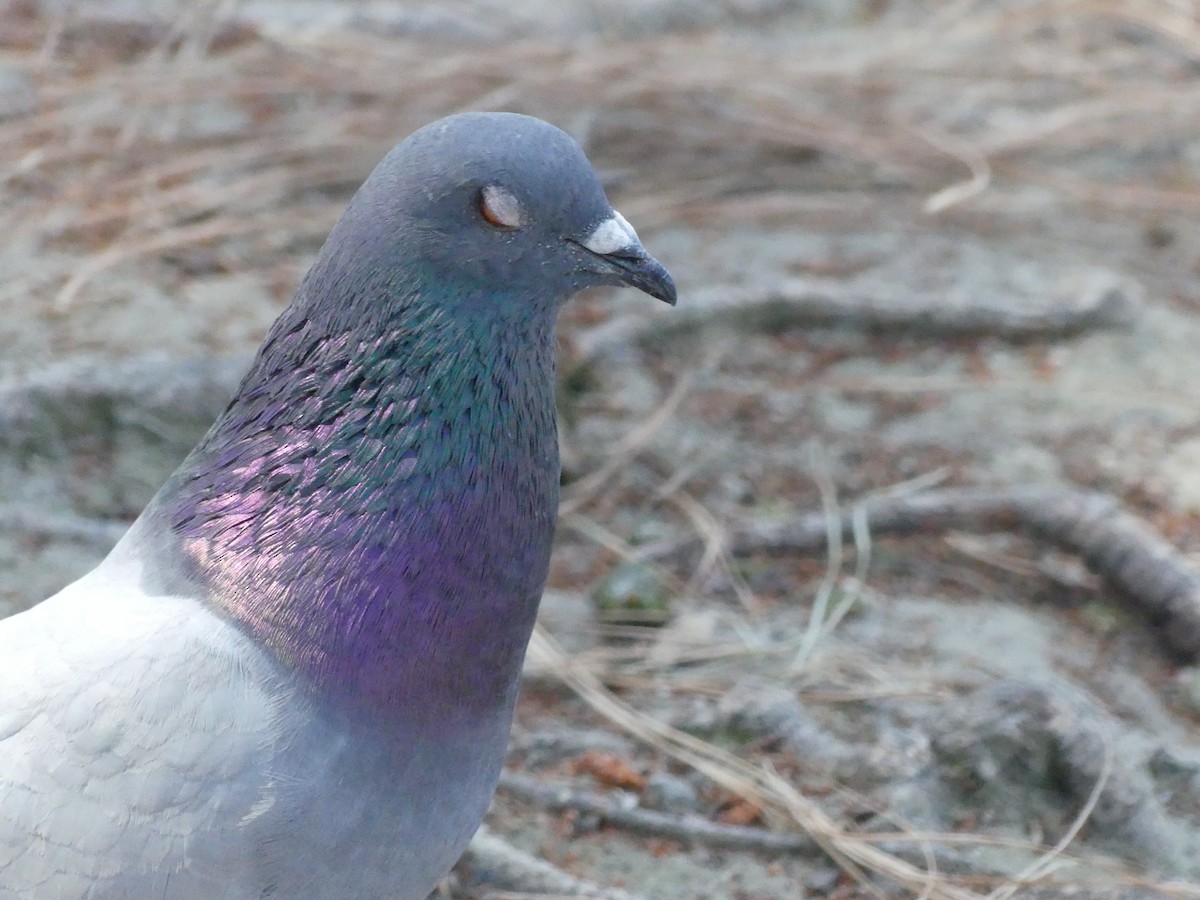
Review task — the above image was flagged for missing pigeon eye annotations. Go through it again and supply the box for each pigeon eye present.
[478,185,523,229]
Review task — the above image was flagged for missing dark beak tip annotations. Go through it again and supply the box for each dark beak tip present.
[625,251,677,307]
[656,277,678,306]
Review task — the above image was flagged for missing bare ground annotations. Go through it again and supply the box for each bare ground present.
[3,1,1200,897]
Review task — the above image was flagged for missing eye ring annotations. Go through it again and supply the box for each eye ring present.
[478,185,523,229]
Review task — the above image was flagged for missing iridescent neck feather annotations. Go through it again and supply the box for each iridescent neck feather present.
[145,270,562,728]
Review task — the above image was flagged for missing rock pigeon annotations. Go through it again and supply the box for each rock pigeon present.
[0,112,675,899]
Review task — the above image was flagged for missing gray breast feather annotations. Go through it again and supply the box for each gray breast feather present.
[0,563,280,899]
[0,557,502,899]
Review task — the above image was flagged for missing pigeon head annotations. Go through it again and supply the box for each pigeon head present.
[309,111,676,328]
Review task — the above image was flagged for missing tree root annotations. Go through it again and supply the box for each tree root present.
[577,272,1136,360]
[659,486,1200,661]
[0,505,128,546]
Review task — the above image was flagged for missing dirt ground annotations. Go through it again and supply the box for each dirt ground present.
[3,1,1200,897]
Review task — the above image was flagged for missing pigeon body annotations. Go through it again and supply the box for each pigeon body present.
[0,112,674,899]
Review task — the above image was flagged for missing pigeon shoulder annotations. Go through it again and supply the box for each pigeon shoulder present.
[0,553,287,900]
[0,547,498,899]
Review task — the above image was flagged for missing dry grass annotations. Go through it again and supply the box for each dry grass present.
[4,0,1200,313]
[546,372,1196,895]
[5,0,1200,895]
[527,624,1200,900]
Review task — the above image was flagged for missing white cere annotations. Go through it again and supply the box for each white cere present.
[582,210,639,255]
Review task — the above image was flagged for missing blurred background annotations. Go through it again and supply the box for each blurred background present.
[3,1,1200,897]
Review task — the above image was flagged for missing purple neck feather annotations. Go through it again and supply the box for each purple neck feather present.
[153,288,561,727]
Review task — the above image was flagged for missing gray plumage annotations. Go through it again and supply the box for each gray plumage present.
[0,112,674,899]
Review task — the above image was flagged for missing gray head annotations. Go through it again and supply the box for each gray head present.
[308,111,675,325]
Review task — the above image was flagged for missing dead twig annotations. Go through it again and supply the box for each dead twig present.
[527,627,985,900]
[559,374,693,517]
[460,826,642,900]
[496,771,816,856]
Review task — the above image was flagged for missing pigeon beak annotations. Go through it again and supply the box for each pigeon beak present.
[576,212,677,306]
[598,244,677,306]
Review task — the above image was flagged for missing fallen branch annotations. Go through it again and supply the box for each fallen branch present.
[654,487,1200,661]
[460,826,642,900]
[497,771,815,856]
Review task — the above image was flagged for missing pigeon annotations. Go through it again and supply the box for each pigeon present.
[0,112,675,900]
